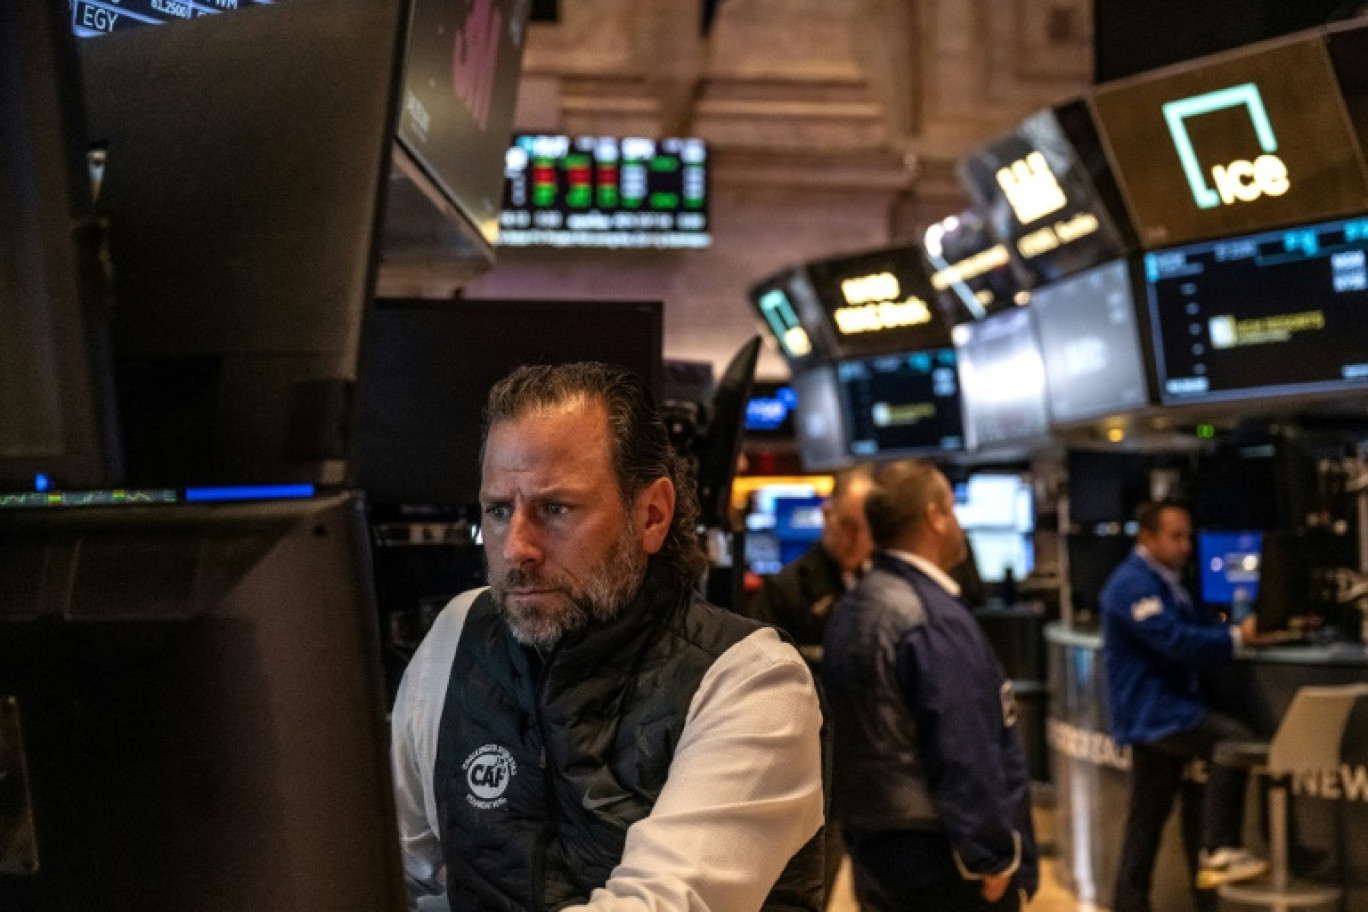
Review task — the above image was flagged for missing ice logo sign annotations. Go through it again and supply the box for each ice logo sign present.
[1163,82,1290,209]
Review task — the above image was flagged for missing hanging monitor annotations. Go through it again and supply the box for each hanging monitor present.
[1092,30,1368,249]
[959,101,1130,288]
[837,349,965,458]
[398,0,531,246]
[746,265,839,370]
[918,208,1024,326]
[2,0,119,492]
[802,243,951,359]
[952,307,1051,452]
[789,364,851,473]
[1144,213,1368,406]
[497,134,711,249]
[1032,259,1155,425]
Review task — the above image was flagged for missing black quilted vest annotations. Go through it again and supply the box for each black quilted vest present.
[433,563,826,911]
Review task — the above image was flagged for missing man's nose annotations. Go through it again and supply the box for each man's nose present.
[502,511,542,566]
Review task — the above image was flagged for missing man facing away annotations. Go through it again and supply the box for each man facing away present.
[390,362,826,911]
[1101,501,1267,912]
[823,459,1038,912]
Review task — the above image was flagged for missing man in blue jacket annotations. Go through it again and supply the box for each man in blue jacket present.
[823,459,1037,911]
[1101,501,1265,912]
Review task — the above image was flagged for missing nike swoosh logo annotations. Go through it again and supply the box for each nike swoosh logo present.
[582,790,632,811]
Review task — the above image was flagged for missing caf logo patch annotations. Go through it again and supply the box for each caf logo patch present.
[464,744,517,809]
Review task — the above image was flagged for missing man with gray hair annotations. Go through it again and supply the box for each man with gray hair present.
[390,362,826,911]
[823,459,1037,911]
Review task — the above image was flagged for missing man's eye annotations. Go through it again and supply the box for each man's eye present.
[545,503,569,517]
[484,505,511,522]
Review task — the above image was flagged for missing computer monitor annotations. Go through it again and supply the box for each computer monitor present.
[1197,530,1264,607]
[1,0,119,492]
[837,349,966,458]
[954,474,1035,584]
[0,492,406,910]
[357,298,664,508]
[78,0,406,487]
[1144,214,1368,407]
[789,364,852,472]
[952,307,1051,452]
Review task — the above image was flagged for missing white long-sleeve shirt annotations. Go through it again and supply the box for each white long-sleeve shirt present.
[390,587,825,911]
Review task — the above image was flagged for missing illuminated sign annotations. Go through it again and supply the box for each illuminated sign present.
[1163,83,1288,209]
[802,244,952,359]
[958,103,1127,288]
[1092,33,1368,247]
[498,135,711,249]
[756,288,812,358]
[996,152,1068,226]
[918,209,1024,326]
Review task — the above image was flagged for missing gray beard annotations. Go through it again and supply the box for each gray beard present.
[490,521,648,651]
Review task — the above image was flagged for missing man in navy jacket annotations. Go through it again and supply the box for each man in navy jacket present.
[824,459,1037,911]
[1101,501,1265,912]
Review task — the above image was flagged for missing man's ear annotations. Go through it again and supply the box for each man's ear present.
[635,477,675,554]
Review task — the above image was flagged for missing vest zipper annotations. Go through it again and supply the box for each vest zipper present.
[532,651,559,910]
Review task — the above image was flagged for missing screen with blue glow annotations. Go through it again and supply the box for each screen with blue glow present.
[1198,529,1263,606]
[744,385,797,433]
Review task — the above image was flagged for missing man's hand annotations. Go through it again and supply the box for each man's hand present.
[981,871,1011,903]
[1238,614,1281,647]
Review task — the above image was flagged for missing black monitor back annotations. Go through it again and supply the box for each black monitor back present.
[0,493,405,911]
[79,0,407,488]
[357,297,664,508]
[0,0,119,491]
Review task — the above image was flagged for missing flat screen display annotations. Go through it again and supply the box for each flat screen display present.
[747,266,839,369]
[398,0,530,245]
[837,349,965,457]
[959,105,1127,288]
[919,208,1024,325]
[803,243,952,359]
[498,134,710,249]
[1145,214,1368,405]
[952,307,1051,451]
[71,0,274,36]
[1032,258,1153,424]
[1092,33,1368,248]
[789,364,850,472]
[744,382,797,437]
[1198,529,1263,606]
[358,298,663,506]
[954,473,1035,584]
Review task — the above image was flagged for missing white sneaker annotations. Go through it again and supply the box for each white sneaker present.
[1196,847,1268,889]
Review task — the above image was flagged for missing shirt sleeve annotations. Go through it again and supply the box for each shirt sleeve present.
[390,590,481,907]
[897,624,1022,879]
[1103,574,1235,667]
[563,627,826,912]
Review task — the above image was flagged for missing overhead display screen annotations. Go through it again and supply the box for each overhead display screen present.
[1146,214,1368,406]
[1032,259,1153,424]
[918,208,1024,326]
[790,365,851,472]
[952,307,1051,451]
[747,266,838,370]
[1092,34,1368,249]
[498,134,710,249]
[803,243,952,359]
[399,0,530,246]
[837,349,965,458]
[959,105,1128,289]
[71,0,273,35]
